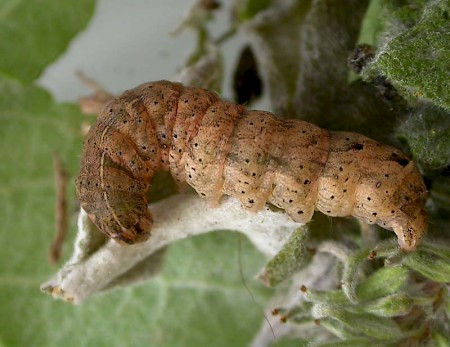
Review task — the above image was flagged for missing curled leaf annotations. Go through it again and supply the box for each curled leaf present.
[41,195,298,304]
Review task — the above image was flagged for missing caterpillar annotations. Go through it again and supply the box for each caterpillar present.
[75,81,428,251]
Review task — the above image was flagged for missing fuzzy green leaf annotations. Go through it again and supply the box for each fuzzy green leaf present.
[303,266,409,307]
[421,240,450,260]
[302,288,348,306]
[313,304,404,339]
[362,293,413,317]
[319,318,364,340]
[432,331,450,347]
[380,0,431,37]
[0,0,95,82]
[358,0,386,46]
[310,338,396,347]
[342,249,371,302]
[403,250,450,283]
[303,266,411,308]
[356,266,410,301]
[372,1,450,109]
[236,0,272,21]
[260,226,311,286]
[397,103,450,170]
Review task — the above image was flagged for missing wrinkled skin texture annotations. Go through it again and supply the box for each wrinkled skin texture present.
[76,81,428,250]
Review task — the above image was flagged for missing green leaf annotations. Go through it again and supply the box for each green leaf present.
[310,338,396,347]
[313,304,404,339]
[259,226,311,286]
[144,232,273,347]
[301,269,413,329]
[427,176,450,240]
[237,0,272,21]
[372,0,450,109]
[362,293,413,317]
[274,337,309,347]
[319,318,364,340]
[342,248,371,302]
[403,250,450,283]
[356,266,410,301]
[358,0,386,46]
[0,79,272,346]
[0,77,84,276]
[396,103,450,170]
[0,0,95,82]
[292,0,378,128]
[302,288,348,306]
[433,330,450,347]
[380,0,430,35]
[421,240,450,260]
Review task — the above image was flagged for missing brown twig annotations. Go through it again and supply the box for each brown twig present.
[48,153,68,264]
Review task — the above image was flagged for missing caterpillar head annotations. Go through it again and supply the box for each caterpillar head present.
[75,148,154,245]
[111,213,153,245]
[76,176,153,245]
[86,208,153,245]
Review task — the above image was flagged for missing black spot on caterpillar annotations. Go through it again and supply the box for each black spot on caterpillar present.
[75,81,428,251]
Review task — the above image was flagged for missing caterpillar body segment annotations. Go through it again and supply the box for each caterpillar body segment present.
[75,81,428,250]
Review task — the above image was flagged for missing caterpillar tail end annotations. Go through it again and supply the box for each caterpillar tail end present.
[393,208,427,252]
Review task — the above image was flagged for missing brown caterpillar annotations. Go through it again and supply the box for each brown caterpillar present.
[75,81,428,251]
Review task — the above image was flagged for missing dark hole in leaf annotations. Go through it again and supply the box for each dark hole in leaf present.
[232,45,263,105]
